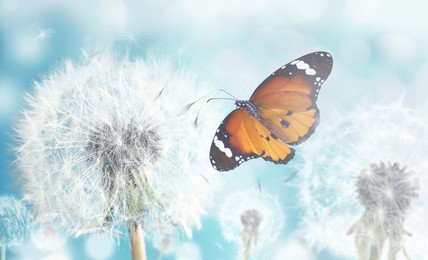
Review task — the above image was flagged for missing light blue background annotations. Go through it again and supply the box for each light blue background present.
[1,0,428,259]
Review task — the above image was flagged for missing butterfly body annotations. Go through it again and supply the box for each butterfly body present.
[235,100,261,120]
[210,51,333,172]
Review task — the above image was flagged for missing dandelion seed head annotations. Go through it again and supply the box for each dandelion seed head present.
[0,196,31,246]
[297,100,428,257]
[219,189,284,256]
[240,209,263,234]
[15,54,221,238]
[357,162,419,218]
[86,121,161,173]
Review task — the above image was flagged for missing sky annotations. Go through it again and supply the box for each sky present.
[1,0,428,259]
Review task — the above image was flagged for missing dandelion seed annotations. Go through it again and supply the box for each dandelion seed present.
[116,32,144,51]
[297,100,428,258]
[219,189,284,260]
[0,196,31,259]
[29,23,54,43]
[15,54,221,259]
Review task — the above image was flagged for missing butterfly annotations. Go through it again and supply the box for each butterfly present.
[209,51,333,172]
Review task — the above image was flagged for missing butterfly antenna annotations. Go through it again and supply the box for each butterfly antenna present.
[206,89,238,103]
[219,89,238,100]
[206,97,236,103]
[257,178,262,193]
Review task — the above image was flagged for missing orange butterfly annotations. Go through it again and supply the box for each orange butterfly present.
[210,51,333,171]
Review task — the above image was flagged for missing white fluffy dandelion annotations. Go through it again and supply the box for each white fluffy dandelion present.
[348,162,418,259]
[298,100,428,259]
[219,189,284,260]
[15,54,221,259]
[0,195,31,259]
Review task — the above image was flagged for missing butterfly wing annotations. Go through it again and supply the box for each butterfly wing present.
[210,51,333,171]
[250,51,333,145]
[210,108,295,172]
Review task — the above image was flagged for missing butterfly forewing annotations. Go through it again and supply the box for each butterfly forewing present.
[251,51,333,145]
[250,51,333,103]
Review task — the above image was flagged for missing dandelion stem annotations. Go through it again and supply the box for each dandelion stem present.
[370,239,384,260]
[242,236,251,260]
[128,221,147,260]
[1,240,6,260]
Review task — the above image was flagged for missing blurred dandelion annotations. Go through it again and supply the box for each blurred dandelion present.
[347,162,418,260]
[30,223,67,253]
[151,224,181,259]
[175,241,201,260]
[11,23,54,64]
[15,54,221,259]
[116,32,144,51]
[219,189,284,260]
[0,196,31,260]
[84,233,115,259]
[272,238,316,260]
[10,223,71,260]
[298,100,428,259]
[29,23,54,43]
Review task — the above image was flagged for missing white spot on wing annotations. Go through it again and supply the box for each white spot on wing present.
[296,61,310,70]
[294,60,317,75]
[224,148,232,158]
[214,135,233,158]
[306,69,316,75]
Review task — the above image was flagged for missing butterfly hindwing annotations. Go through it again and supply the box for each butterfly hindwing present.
[210,108,295,172]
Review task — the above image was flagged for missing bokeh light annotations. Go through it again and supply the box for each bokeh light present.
[85,233,115,259]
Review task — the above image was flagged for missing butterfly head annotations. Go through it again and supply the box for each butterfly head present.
[235,100,260,120]
[234,100,246,108]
